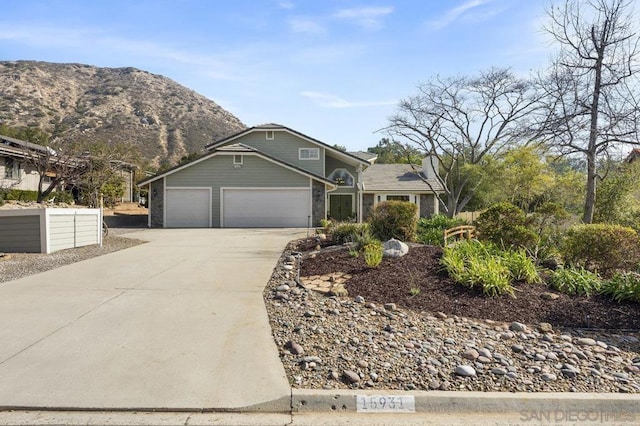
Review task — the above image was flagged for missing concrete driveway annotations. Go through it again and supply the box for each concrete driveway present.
[0,228,306,411]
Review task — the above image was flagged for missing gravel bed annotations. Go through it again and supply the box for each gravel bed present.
[264,240,640,393]
[0,229,147,284]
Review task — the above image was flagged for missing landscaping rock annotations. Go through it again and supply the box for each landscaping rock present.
[382,238,409,258]
[510,322,527,332]
[455,365,476,377]
[343,370,361,384]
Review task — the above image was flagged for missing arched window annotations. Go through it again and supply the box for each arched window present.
[328,168,354,187]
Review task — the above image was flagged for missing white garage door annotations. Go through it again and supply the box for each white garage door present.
[166,188,211,227]
[223,188,311,228]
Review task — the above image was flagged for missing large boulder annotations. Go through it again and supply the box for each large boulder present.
[383,238,409,258]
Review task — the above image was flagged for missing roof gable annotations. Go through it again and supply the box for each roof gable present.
[205,124,369,167]
[138,143,336,187]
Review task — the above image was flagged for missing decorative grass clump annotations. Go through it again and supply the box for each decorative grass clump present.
[601,272,640,303]
[549,267,602,297]
[441,240,540,297]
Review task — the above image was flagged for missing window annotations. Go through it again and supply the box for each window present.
[387,195,410,202]
[299,148,320,160]
[266,130,274,140]
[327,168,354,186]
[4,158,19,179]
[233,154,243,165]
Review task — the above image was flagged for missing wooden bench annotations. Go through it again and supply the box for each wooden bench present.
[443,225,476,247]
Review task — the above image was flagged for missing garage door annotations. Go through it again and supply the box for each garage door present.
[166,188,211,227]
[223,188,310,228]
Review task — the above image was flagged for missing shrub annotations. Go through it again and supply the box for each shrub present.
[52,191,74,204]
[417,214,467,246]
[474,202,539,250]
[440,240,539,297]
[561,224,640,277]
[363,242,383,268]
[331,222,371,245]
[549,267,602,296]
[368,201,418,242]
[4,189,38,202]
[502,249,542,284]
[601,272,640,303]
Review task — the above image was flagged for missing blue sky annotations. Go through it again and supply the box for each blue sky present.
[0,0,553,152]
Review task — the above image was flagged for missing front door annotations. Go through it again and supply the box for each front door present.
[329,194,353,221]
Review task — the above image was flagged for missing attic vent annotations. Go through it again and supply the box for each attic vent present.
[266,130,274,140]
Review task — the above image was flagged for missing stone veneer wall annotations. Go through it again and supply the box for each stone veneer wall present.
[362,194,374,221]
[420,194,436,217]
[150,180,164,228]
[312,181,325,226]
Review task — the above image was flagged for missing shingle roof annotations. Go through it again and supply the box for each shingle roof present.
[362,164,444,192]
[348,151,378,162]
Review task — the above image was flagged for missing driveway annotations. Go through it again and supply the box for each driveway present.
[0,228,306,411]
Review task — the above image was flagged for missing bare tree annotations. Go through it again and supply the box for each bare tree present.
[541,0,640,223]
[383,67,541,217]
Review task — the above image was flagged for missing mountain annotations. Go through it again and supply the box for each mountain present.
[0,60,246,166]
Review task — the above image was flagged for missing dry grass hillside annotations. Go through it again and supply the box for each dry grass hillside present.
[0,60,246,166]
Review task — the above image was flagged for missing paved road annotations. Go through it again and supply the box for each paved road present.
[0,228,305,411]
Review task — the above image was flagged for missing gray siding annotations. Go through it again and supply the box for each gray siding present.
[325,154,358,200]
[219,131,324,176]
[166,154,311,227]
[0,215,41,252]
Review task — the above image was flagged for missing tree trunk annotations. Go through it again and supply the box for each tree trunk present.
[583,153,597,223]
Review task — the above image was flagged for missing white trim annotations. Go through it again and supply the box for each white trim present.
[162,177,167,228]
[266,130,274,140]
[139,150,335,188]
[220,186,312,228]
[299,147,320,161]
[162,186,213,228]
[372,193,421,217]
[327,168,355,188]
[147,183,152,228]
[233,154,243,165]
[204,127,369,167]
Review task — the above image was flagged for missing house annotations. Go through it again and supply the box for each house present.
[138,124,444,228]
[0,134,136,202]
[0,134,54,193]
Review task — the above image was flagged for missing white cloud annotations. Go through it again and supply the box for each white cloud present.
[278,1,295,9]
[427,0,491,30]
[288,17,327,35]
[333,6,394,30]
[301,91,396,108]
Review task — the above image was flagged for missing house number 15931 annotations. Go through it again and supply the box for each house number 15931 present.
[356,395,416,413]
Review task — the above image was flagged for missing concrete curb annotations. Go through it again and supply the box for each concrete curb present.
[292,389,640,415]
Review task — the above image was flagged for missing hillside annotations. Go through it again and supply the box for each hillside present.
[0,60,246,166]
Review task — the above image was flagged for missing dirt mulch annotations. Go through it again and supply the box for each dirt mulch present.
[299,243,640,330]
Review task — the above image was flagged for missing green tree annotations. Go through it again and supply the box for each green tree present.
[541,0,640,223]
[594,160,640,226]
[367,138,422,164]
[384,68,542,217]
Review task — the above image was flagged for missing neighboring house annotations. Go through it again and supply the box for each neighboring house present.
[138,123,444,228]
[0,134,136,202]
[0,135,54,193]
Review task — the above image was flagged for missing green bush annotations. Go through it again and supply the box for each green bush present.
[4,189,38,202]
[52,191,74,204]
[474,202,539,250]
[601,272,640,303]
[441,240,539,297]
[561,224,640,277]
[549,267,602,296]
[368,201,418,242]
[502,249,542,284]
[363,242,383,268]
[417,214,467,246]
[331,222,371,245]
